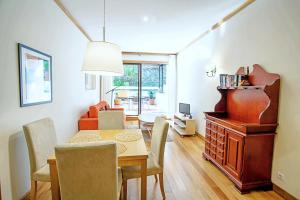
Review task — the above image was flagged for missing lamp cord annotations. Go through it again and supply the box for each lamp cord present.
[103,0,106,41]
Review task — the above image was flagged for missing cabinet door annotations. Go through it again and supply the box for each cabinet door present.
[224,129,244,179]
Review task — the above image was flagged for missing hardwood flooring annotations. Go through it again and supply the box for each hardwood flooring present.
[33,124,283,200]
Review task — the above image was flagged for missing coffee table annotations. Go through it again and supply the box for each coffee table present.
[138,113,166,135]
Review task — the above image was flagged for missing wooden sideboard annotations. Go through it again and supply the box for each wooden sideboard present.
[203,64,280,193]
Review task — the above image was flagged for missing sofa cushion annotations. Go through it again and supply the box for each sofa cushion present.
[81,112,89,118]
[79,101,125,130]
[89,101,109,118]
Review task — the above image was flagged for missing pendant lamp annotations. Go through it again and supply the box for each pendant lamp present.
[82,0,123,76]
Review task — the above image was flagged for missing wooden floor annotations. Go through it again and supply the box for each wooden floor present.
[33,125,283,200]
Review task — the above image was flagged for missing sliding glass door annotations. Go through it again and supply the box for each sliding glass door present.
[112,63,167,115]
[141,64,167,114]
[112,64,139,115]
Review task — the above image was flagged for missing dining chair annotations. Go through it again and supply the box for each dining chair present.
[98,110,125,130]
[121,117,169,199]
[23,118,57,200]
[55,141,122,200]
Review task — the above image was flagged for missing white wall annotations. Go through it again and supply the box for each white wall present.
[177,0,300,198]
[0,0,99,199]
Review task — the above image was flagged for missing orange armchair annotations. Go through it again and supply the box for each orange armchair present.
[78,101,124,130]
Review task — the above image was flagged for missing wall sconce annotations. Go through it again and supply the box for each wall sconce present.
[206,67,216,77]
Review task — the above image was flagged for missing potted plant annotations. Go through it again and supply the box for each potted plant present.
[114,92,121,105]
[148,91,156,105]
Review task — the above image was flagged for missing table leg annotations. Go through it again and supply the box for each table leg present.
[141,159,147,200]
[49,161,60,200]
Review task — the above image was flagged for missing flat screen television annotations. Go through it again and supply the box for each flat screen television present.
[179,103,190,116]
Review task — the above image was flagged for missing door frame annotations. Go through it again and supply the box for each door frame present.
[122,62,166,116]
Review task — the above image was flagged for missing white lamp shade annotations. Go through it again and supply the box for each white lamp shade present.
[82,41,124,76]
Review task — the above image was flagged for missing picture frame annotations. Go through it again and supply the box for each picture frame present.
[85,73,96,90]
[18,43,52,107]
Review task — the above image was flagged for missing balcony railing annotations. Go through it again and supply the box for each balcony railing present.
[112,86,165,115]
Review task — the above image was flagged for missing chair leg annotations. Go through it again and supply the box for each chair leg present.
[159,173,166,199]
[154,174,158,182]
[119,186,122,200]
[122,180,127,200]
[30,180,37,200]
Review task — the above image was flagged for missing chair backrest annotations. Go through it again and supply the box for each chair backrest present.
[55,141,118,200]
[23,118,57,176]
[150,117,169,167]
[98,110,125,130]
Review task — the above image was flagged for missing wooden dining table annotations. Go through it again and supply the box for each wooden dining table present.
[47,129,148,200]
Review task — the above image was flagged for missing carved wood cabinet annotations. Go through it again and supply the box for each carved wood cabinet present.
[203,64,280,193]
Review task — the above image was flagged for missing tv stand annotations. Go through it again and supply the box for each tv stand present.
[172,114,196,137]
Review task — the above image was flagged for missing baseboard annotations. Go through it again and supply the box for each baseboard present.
[273,184,298,200]
[126,115,138,121]
[195,131,205,141]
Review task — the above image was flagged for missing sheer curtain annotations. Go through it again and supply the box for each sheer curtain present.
[166,55,177,116]
[100,76,113,105]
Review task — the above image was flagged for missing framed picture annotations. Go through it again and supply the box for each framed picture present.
[85,74,96,90]
[18,43,52,107]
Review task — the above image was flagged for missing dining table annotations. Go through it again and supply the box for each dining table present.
[47,129,148,200]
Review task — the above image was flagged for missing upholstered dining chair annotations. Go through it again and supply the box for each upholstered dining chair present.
[55,141,122,200]
[121,117,169,199]
[23,118,57,200]
[98,110,125,130]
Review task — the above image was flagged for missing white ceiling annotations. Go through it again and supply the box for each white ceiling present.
[61,0,246,53]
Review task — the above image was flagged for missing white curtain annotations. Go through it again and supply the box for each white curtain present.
[100,76,113,105]
[166,55,177,116]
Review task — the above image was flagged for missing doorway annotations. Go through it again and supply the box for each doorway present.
[112,63,167,115]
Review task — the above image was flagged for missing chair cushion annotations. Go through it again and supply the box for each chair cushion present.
[23,118,57,180]
[122,153,163,180]
[32,164,50,182]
